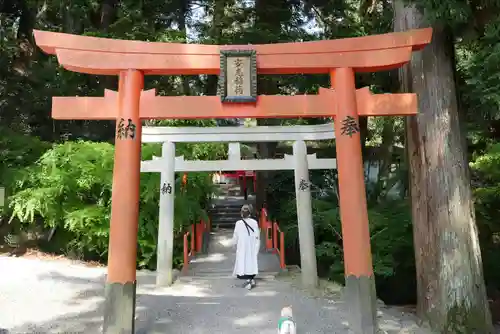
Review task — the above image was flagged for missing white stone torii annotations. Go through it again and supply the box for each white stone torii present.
[142,123,337,288]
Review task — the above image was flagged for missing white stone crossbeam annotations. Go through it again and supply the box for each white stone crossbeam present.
[141,154,336,172]
[142,123,335,143]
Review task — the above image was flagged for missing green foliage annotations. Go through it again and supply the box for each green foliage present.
[266,169,414,290]
[7,141,115,258]
[470,143,500,287]
[7,140,216,269]
[471,143,500,182]
[0,128,50,187]
[410,0,472,28]
[460,18,500,124]
[312,199,414,282]
[0,128,50,219]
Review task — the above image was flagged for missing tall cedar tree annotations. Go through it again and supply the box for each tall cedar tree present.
[394,1,494,332]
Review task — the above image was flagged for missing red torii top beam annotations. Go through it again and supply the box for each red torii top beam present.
[33,28,431,75]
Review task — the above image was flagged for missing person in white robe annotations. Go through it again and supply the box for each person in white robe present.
[232,204,260,289]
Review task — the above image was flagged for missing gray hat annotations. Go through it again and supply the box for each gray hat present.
[241,204,252,218]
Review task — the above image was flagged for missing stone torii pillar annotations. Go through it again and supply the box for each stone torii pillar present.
[293,140,319,289]
[228,142,241,161]
[156,141,176,286]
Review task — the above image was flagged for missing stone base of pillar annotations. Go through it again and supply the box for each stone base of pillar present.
[345,275,378,334]
[103,281,136,334]
[156,270,173,287]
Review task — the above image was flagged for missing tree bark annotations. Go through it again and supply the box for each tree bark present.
[177,0,191,96]
[98,0,119,142]
[370,118,395,202]
[394,2,493,332]
[100,0,118,32]
[253,0,285,211]
[205,0,228,96]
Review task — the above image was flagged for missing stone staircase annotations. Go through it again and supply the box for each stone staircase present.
[209,201,243,229]
[209,179,255,229]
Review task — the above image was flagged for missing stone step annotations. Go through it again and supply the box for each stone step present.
[211,195,249,199]
[211,212,240,217]
[209,206,241,212]
[210,209,240,216]
[211,203,241,207]
[212,223,236,229]
[217,185,241,190]
[211,216,238,220]
[211,197,253,205]
[210,216,240,221]
[208,196,256,229]
[212,215,239,221]
[210,211,241,217]
[211,213,243,220]
[210,219,240,226]
[211,202,251,207]
[212,223,236,228]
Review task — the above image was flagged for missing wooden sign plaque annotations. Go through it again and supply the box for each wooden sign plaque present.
[219,50,257,103]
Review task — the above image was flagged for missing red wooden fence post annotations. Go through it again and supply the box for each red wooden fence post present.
[191,224,196,256]
[183,233,189,272]
[280,232,285,269]
[259,208,265,230]
[273,222,278,253]
[196,220,204,252]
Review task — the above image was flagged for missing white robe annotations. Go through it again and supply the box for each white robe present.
[232,218,260,277]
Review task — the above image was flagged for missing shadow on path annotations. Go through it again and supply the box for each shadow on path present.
[6,269,351,334]
[1,238,433,334]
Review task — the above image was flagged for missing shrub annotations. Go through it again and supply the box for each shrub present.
[8,140,216,269]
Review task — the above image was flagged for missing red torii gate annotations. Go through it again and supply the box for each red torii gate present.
[33,28,431,334]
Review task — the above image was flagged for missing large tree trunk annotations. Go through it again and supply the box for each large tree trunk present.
[177,0,191,96]
[100,0,118,31]
[205,0,228,101]
[97,0,119,142]
[394,2,493,332]
[253,0,284,211]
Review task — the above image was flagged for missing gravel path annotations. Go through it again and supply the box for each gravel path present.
[0,233,433,334]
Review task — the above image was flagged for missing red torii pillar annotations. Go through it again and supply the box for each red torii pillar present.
[333,68,376,331]
[33,28,431,334]
[106,71,144,332]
